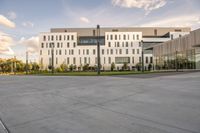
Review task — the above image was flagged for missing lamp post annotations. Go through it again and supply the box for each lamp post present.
[97,25,101,75]
[26,51,28,75]
[140,40,144,72]
[51,43,55,74]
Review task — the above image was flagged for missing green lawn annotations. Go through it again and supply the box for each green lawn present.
[30,71,157,76]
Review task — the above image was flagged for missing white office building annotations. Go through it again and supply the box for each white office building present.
[39,27,190,71]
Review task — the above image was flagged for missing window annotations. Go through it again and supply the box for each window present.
[116,49,118,54]
[139,57,141,63]
[73,57,76,64]
[86,49,89,55]
[57,43,60,48]
[59,35,62,40]
[88,57,90,64]
[154,29,157,36]
[41,43,44,48]
[80,57,82,64]
[67,43,70,48]
[133,35,135,40]
[73,42,76,48]
[110,49,113,55]
[71,35,74,40]
[104,57,106,64]
[43,36,46,41]
[84,57,87,64]
[56,57,58,64]
[132,49,135,54]
[48,36,50,41]
[137,35,139,40]
[108,42,111,47]
[67,57,70,64]
[65,50,67,55]
[40,50,42,55]
[123,35,126,40]
[150,57,153,63]
[146,57,148,64]
[115,35,117,40]
[137,49,140,54]
[117,42,120,47]
[79,49,80,55]
[102,49,104,55]
[126,42,128,47]
[51,35,54,41]
[119,49,122,54]
[64,35,66,40]
[93,49,96,55]
[93,30,96,36]
[171,35,173,40]
[126,49,128,54]
[48,50,50,55]
[132,57,134,64]
[83,49,85,55]
[115,57,130,64]
[56,50,58,55]
[67,35,70,40]
[71,50,74,55]
[108,57,111,64]
[61,43,63,48]
[107,49,109,54]
[119,35,121,40]
[59,50,62,55]
[110,35,113,40]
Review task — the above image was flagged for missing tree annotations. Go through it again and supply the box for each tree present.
[111,62,115,71]
[136,63,142,71]
[56,67,62,72]
[60,63,68,72]
[69,64,74,71]
[83,64,89,71]
[122,62,128,70]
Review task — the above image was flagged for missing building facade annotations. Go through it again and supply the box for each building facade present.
[39,27,190,71]
[151,28,200,70]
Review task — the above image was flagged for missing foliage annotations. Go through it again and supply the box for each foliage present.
[111,62,115,71]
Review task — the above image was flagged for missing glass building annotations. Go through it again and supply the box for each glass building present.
[152,28,200,70]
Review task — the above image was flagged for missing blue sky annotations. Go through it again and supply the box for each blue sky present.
[0,0,200,61]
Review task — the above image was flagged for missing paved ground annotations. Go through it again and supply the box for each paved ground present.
[0,72,200,133]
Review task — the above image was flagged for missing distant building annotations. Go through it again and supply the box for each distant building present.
[39,27,190,70]
[148,28,200,70]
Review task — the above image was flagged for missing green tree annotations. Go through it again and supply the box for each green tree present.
[60,63,68,72]
[111,62,115,71]
[122,62,128,70]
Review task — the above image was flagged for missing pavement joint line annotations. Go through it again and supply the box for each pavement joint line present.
[55,92,198,133]
[0,117,10,133]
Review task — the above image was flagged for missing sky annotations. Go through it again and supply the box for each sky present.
[0,0,200,62]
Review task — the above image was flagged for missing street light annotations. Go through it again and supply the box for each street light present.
[97,25,101,75]
[26,51,28,75]
[51,43,55,74]
[140,40,144,72]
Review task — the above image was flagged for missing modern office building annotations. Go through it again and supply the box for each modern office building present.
[39,27,190,71]
[149,28,200,70]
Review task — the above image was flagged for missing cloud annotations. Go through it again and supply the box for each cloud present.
[7,11,17,20]
[22,21,34,28]
[140,14,200,29]
[80,17,90,23]
[0,32,14,55]
[18,36,39,53]
[112,0,167,14]
[0,15,15,28]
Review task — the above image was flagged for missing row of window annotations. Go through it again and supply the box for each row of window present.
[40,49,141,56]
[107,34,140,41]
[43,35,75,41]
[108,41,141,47]
[47,56,152,65]
[41,42,76,48]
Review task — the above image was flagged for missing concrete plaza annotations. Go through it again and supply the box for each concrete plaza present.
[0,72,200,133]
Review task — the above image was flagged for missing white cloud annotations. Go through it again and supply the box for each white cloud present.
[80,17,90,23]
[0,32,14,55]
[22,21,34,28]
[112,0,167,14]
[18,36,39,54]
[7,11,17,20]
[0,15,15,28]
[140,14,200,29]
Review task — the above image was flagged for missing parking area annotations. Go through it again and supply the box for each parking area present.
[0,72,200,133]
